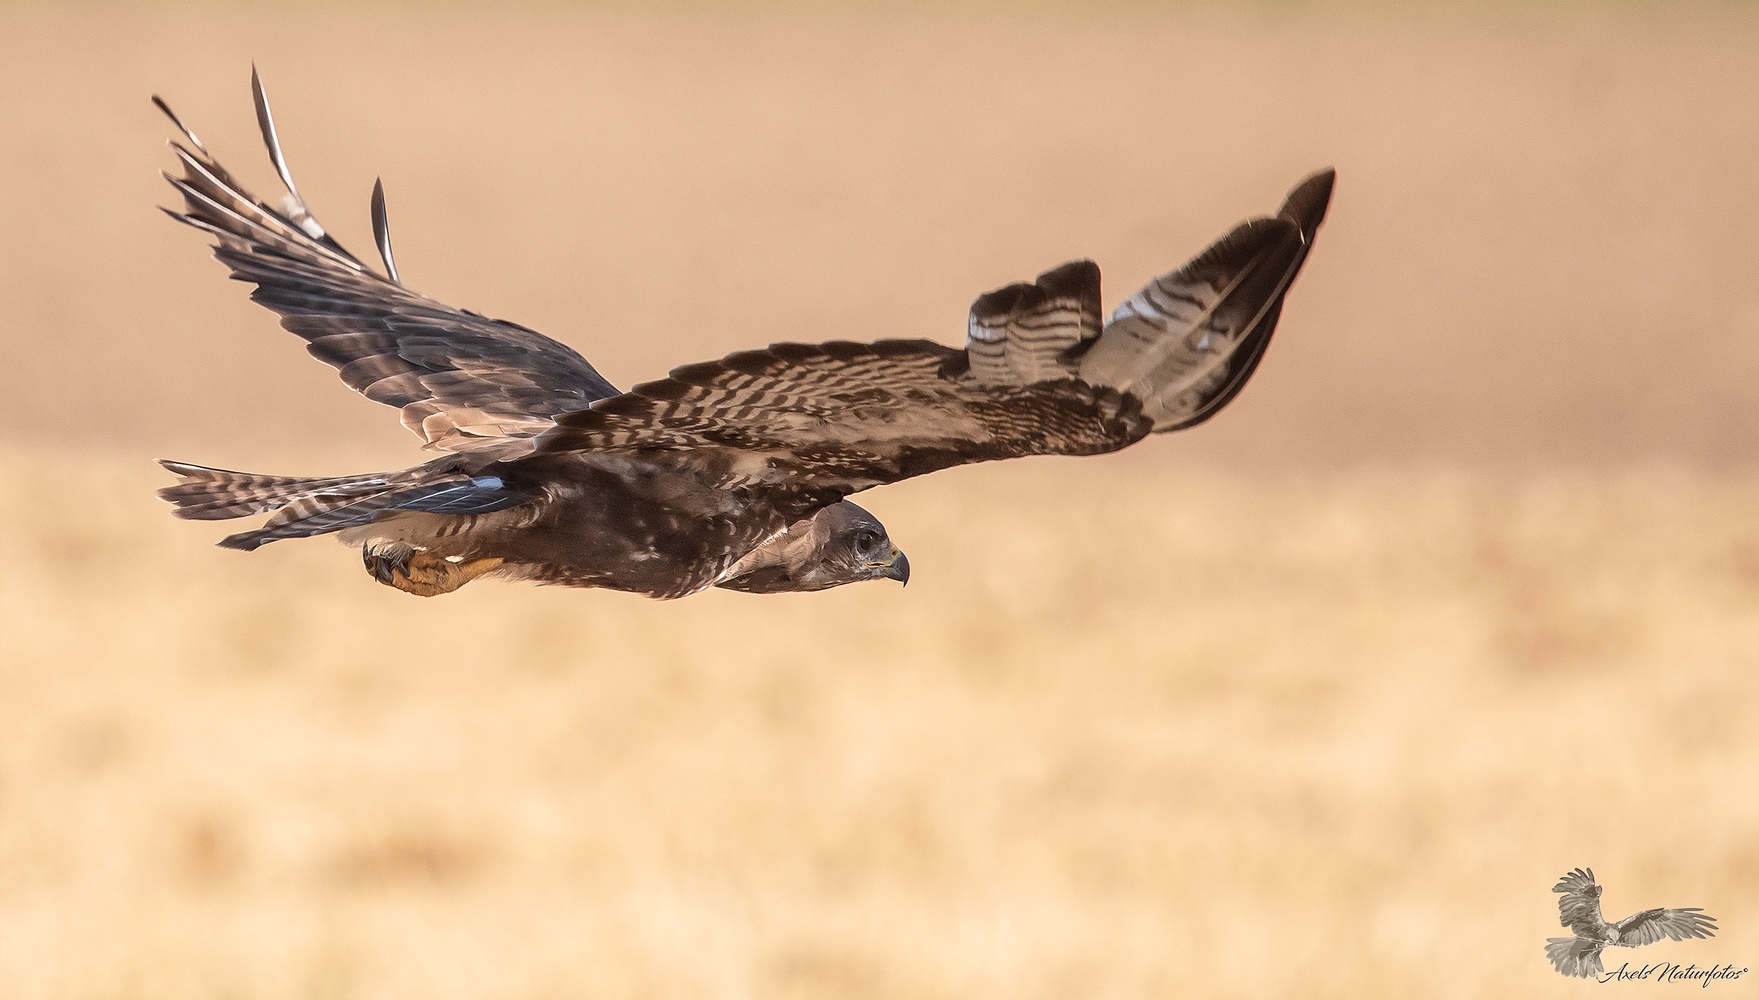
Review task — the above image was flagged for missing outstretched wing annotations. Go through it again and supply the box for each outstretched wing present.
[537,169,1333,499]
[1553,867,1606,932]
[157,70,618,458]
[1080,168,1332,432]
[1614,908,1718,947]
[1546,936,1605,979]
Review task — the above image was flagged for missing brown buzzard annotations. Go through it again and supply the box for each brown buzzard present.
[1546,868,1718,978]
[156,72,1333,599]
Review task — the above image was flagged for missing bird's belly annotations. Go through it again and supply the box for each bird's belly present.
[496,485,779,599]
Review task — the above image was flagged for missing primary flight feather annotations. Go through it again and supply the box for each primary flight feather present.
[155,72,1333,599]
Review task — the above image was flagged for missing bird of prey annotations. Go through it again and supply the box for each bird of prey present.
[155,72,1333,599]
[1545,868,1717,978]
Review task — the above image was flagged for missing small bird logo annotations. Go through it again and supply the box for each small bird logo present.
[1546,868,1717,978]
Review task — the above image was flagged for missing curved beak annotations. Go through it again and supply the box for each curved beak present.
[876,544,910,586]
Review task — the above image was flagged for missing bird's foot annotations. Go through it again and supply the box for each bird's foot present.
[362,543,503,597]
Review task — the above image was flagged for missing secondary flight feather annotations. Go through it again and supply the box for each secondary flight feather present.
[155,72,1333,599]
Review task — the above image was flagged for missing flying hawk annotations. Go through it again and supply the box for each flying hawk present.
[1545,868,1718,978]
[155,72,1333,599]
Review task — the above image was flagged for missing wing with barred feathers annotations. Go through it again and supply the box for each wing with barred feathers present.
[156,70,618,458]
[539,333,1153,497]
[1554,867,1608,933]
[1613,908,1718,947]
[1080,168,1332,432]
[536,170,1332,498]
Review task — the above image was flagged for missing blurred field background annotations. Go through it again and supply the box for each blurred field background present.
[3,2,1759,998]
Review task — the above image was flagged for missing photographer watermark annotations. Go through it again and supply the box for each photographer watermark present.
[1596,962,1748,987]
[1546,868,1729,981]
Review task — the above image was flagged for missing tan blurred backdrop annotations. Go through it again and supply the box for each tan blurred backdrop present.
[2,3,1758,999]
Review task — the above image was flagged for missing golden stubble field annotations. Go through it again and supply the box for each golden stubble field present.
[3,4,1759,999]
[6,455,1759,999]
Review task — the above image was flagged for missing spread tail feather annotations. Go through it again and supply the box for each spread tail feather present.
[156,461,393,521]
[156,459,524,550]
[1546,936,1605,979]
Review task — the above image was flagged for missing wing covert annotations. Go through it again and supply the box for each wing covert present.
[538,337,1149,496]
[536,170,1331,499]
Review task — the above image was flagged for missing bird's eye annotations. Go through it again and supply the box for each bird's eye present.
[854,530,877,550]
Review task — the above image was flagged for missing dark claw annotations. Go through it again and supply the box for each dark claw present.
[362,542,413,585]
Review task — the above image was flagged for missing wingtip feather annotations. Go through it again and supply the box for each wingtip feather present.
[152,94,208,153]
[370,178,401,284]
[1280,167,1335,243]
[250,65,302,202]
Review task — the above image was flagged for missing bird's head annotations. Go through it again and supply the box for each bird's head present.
[822,501,910,588]
[717,501,908,594]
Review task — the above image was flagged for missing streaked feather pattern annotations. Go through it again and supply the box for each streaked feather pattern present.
[1616,908,1718,947]
[537,170,1334,495]
[966,260,1102,386]
[156,74,618,458]
[538,337,1149,496]
[156,73,1333,598]
[1080,169,1333,432]
[156,458,525,551]
[156,461,390,521]
[1554,867,1606,930]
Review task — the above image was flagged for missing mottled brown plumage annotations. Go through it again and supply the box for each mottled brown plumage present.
[155,74,1331,599]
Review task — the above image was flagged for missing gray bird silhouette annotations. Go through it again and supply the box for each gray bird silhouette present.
[1546,868,1717,978]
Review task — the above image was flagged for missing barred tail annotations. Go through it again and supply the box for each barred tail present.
[157,461,391,520]
[156,459,523,551]
[1545,936,1604,979]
